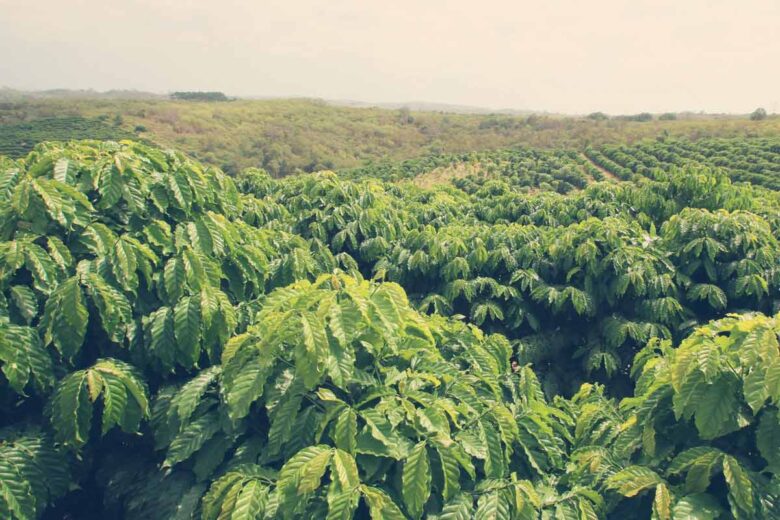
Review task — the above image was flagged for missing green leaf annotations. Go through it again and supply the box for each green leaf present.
[222,337,277,421]
[666,447,723,476]
[0,323,55,394]
[685,459,719,494]
[296,448,332,494]
[84,273,133,344]
[439,493,474,520]
[687,284,727,310]
[722,456,753,514]
[164,410,221,467]
[326,484,359,520]
[672,369,707,420]
[330,449,360,491]
[164,257,187,302]
[653,483,672,520]
[43,276,88,359]
[23,243,58,295]
[49,371,91,449]
[474,490,510,520]
[144,220,174,253]
[94,359,149,419]
[757,409,780,470]
[606,466,662,497]
[435,440,462,502]
[168,170,193,211]
[693,378,740,440]
[202,472,244,520]
[230,480,268,520]
[174,296,201,367]
[147,306,177,371]
[743,365,769,414]
[326,451,360,520]
[480,420,505,479]
[277,445,332,517]
[332,408,358,454]
[99,372,128,435]
[9,285,37,324]
[171,366,221,425]
[358,409,412,460]
[266,385,303,459]
[0,431,69,518]
[671,493,724,520]
[111,237,139,292]
[361,485,407,520]
[50,359,150,446]
[97,162,123,208]
[298,311,328,388]
[371,284,405,335]
[192,435,232,482]
[766,359,780,403]
[403,441,431,519]
[182,248,208,290]
[0,455,37,520]
[327,299,350,347]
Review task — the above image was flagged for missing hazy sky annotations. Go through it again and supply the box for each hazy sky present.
[1,0,778,114]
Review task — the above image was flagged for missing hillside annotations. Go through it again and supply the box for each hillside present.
[1,96,778,176]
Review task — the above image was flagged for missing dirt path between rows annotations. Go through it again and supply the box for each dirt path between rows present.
[580,152,620,182]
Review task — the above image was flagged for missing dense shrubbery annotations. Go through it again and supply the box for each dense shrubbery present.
[260,161,780,387]
[1,141,780,518]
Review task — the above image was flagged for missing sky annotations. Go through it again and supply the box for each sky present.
[1,0,778,114]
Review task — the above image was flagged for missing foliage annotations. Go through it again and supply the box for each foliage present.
[1,140,780,518]
[0,141,345,516]
[608,312,780,518]
[0,428,70,519]
[256,165,779,394]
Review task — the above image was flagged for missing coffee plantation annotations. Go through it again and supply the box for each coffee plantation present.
[1,140,779,519]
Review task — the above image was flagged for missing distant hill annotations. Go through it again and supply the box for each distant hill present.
[0,87,165,101]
